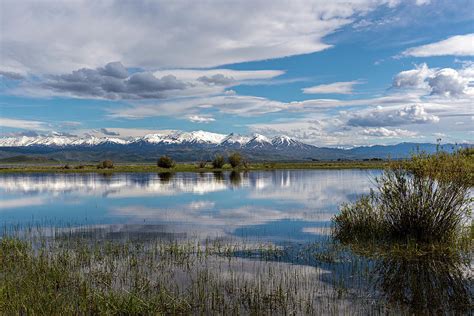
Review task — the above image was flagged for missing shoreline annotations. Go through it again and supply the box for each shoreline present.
[0,161,388,174]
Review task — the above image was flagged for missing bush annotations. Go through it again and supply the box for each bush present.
[333,165,471,244]
[212,154,225,169]
[228,152,243,168]
[157,155,175,169]
[97,160,114,169]
[197,160,207,168]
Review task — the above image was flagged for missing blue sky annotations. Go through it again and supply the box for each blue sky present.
[0,0,473,146]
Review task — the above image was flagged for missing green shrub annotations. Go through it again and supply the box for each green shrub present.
[228,152,242,168]
[212,154,225,169]
[333,166,471,244]
[97,160,114,169]
[197,160,207,168]
[157,155,175,169]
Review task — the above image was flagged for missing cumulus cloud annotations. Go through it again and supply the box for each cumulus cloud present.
[392,63,473,96]
[97,61,129,79]
[1,1,404,75]
[14,63,285,100]
[392,63,433,89]
[401,34,474,57]
[188,115,216,123]
[361,127,417,137]
[100,128,120,136]
[427,68,469,96]
[153,69,284,83]
[197,74,236,86]
[347,104,440,127]
[40,62,188,99]
[0,70,24,80]
[302,81,361,94]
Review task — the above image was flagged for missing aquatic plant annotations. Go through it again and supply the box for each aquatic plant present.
[333,151,472,244]
[1,223,471,314]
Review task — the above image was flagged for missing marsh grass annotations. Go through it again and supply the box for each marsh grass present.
[0,224,472,315]
[0,160,388,174]
[0,226,400,315]
[333,150,473,244]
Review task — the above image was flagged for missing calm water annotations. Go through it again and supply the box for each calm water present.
[0,169,379,241]
[1,169,472,313]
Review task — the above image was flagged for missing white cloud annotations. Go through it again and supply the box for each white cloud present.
[188,115,216,123]
[153,69,284,83]
[361,127,417,137]
[347,104,440,127]
[427,68,469,96]
[0,117,48,131]
[401,34,474,57]
[392,63,474,97]
[302,81,361,94]
[0,1,402,75]
[392,63,433,89]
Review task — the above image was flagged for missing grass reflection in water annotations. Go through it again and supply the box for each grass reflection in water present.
[0,225,471,315]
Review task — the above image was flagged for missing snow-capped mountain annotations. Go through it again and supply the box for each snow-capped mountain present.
[220,133,251,147]
[0,130,300,148]
[140,130,226,145]
[0,130,469,162]
[271,135,308,149]
[0,135,130,147]
[244,134,272,149]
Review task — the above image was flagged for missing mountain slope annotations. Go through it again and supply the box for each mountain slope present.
[0,131,470,162]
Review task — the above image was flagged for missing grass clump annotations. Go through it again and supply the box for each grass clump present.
[333,151,473,244]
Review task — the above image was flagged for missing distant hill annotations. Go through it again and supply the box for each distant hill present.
[0,130,470,162]
[0,155,59,163]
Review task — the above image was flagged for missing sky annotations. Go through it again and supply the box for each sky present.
[0,0,473,147]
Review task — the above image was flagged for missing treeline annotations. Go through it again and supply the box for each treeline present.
[157,152,248,169]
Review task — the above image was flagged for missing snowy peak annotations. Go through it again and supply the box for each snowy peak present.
[220,133,251,147]
[0,135,130,147]
[244,134,272,148]
[271,135,304,148]
[142,130,226,145]
[179,130,227,144]
[0,130,310,150]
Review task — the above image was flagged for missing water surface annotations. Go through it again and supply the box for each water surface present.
[0,169,379,241]
[1,169,472,313]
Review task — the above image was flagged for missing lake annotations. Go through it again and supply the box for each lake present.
[0,169,471,314]
[0,169,379,240]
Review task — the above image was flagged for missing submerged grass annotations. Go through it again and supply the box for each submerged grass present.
[0,228,392,315]
[0,223,472,315]
[333,150,473,244]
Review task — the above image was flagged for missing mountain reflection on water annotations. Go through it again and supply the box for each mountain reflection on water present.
[1,170,472,313]
[0,170,378,240]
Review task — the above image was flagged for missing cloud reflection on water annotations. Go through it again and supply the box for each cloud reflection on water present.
[0,170,379,240]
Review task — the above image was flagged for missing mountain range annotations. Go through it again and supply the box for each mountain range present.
[0,130,470,162]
